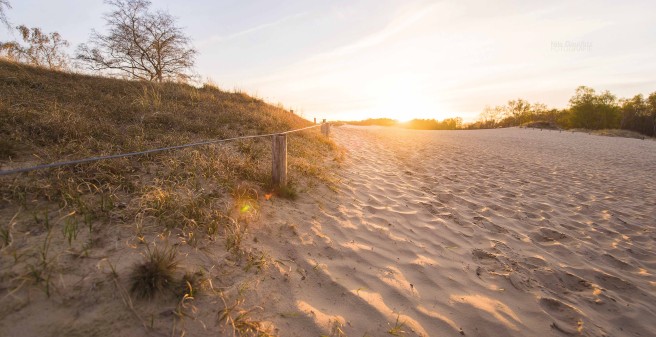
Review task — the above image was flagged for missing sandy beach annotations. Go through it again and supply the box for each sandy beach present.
[2,126,655,337]
[256,126,656,336]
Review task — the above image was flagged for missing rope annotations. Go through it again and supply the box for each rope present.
[0,124,322,176]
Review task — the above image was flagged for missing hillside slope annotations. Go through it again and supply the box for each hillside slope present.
[0,60,340,336]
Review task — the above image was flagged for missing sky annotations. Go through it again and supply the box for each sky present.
[2,0,656,122]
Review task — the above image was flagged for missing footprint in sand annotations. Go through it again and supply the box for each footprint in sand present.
[593,271,638,292]
[538,297,584,335]
[558,272,594,292]
[521,256,549,269]
[536,269,594,294]
[471,248,509,273]
[507,271,534,291]
[531,227,572,243]
[601,253,637,271]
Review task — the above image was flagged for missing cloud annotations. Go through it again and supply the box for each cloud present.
[241,2,446,87]
[309,2,442,61]
[197,11,307,48]
[211,0,656,121]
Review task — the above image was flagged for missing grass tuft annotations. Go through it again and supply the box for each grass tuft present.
[130,245,179,299]
[176,271,203,298]
[387,314,407,336]
[274,183,298,200]
[218,290,274,337]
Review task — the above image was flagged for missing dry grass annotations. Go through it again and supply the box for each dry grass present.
[0,60,340,335]
[129,245,179,299]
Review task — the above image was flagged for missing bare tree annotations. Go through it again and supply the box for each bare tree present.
[0,25,69,70]
[0,0,10,29]
[76,0,196,82]
[479,105,501,128]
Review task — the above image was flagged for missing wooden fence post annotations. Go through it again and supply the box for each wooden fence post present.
[321,122,330,138]
[272,134,287,188]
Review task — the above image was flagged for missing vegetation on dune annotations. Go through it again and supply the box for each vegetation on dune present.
[0,60,339,335]
[0,59,338,245]
[129,245,179,299]
[471,86,656,137]
[0,2,342,333]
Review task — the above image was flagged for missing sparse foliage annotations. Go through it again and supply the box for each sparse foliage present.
[77,0,196,82]
[387,314,407,336]
[478,105,502,128]
[218,291,274,337]
[0,25,69,69]
[0,0,10,29]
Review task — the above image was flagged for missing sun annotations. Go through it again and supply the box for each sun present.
[372,75,447,122]
[376,89,445,122]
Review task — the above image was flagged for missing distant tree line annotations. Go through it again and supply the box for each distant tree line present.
[341,117,464,130]
[469,86,656,137]
[347,118,398,127]
[401,117,463,130]
[342,86,656,137]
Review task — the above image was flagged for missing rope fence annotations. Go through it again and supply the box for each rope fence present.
[0,122,331,187]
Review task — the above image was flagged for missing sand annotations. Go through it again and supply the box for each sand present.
[255,126,656,336]
[1,126,654,337]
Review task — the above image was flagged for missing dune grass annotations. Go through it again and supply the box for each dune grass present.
[129,245,179,299]
[0,60,341,335]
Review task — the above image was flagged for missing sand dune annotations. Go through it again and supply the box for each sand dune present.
[256,126,656,336]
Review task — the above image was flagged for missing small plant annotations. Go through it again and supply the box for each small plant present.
[0,213,16,248]
[275,183,298,200]
[0,227,11,248]
[328,319,346,337]
[172,272,201,331]
[225,219,246,256]
[207,218,219,238]
[387,315,407,336]
[176,271,202,298]
[27,263,52,297]
[39,230,53,268]
[33,209,51,231]
[104,259,119,279]
[244,250,269,273]
[26,231,54,297]
[183,230,199,247]
[62,217,79,246]
[99,192,115,213]
[129,245,179,299]
[84,212,94,233]
[218,291,273,337]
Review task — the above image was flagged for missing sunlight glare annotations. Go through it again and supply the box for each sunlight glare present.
[374,74,446,122]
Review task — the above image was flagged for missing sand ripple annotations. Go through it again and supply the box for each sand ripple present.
[258,127,656,337]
